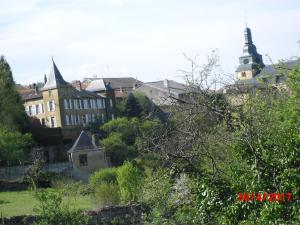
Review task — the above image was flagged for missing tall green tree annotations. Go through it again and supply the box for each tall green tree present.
[0,56,32,165]
[0,55,29,132]
[124,93,142,118]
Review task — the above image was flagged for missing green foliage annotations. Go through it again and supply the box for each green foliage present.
[89,167,117,188]
[124,93,142,118]
[0,56,29,132]
[0,130,32,165]
[94,183,120,207]
[101,132,137,166]
[33,190,90,225]
[116,161,143,203]
[89,168,120,206]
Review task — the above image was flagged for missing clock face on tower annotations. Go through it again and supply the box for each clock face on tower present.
[243,59,249,64]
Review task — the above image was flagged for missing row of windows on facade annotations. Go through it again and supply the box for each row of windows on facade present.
[26,101,54,116]
[63,98,113,110]
[39,113,115,128]
[26,98,113,116]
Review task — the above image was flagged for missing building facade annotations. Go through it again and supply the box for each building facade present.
[21,60,116,140]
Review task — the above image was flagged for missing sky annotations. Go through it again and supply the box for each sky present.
[0,0,299,85]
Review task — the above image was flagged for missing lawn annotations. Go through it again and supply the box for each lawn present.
[0,190,95,218]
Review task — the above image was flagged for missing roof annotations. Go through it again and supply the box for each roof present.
[102,77,142,89]
[17,84,43,101]
[236,59,300,85]
[142,79,187,95]
[68,130,100,153]
[42,59,69,91]
[83,77,142,91]
[86,79,108,92]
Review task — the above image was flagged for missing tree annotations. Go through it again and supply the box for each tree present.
[139,53,300,224]
[0,55,29,132]
[0,129,32,166]
[124,93,142,118]
[116,161,143,203]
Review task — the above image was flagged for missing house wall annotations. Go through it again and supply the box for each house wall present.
[70,150,108,175]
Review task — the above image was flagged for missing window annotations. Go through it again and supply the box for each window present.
[29,106,32,115]
[97,99,101,109]
[41,118,46,127]
[48,101,55,112]
[36,104,40,114]
[77,115,81,124]
[50,117,56,128]
[64,99,68,109]
[242,72,246,77]
[41,104,44,113]
[80,100,84,109]
[65,115,70,126]
[74,99,78,109]
[82,115,86,125]
[69,99,73,109]
[79,154,88,166]
[84,99,88,109]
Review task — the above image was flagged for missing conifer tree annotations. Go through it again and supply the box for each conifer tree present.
[0,55,29,132]
[124,92,142,118]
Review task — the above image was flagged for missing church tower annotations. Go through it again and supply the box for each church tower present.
[236,26,265,80]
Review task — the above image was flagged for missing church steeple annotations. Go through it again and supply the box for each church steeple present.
[236,26,265,80]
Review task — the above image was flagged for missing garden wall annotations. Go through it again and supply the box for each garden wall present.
[1,204,143,225]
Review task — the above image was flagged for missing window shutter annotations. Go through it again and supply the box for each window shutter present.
[52,101,56,111]
[53,117,57,127]
[47,102,50,112]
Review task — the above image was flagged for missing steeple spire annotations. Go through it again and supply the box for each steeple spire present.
[235,26,265,79]
[42,59,69,91]
[244,27,253,45]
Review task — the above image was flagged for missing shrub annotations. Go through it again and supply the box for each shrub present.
[116,161,143,203]
[89,167,117,189]
[33,190,90,225]
[94,183,120,207]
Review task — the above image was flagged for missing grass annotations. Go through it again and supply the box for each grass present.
[0,190,95,218]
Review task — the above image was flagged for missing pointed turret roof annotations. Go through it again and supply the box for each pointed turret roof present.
[236,26,264,75]
[42,59,69,91]
[68,130,100,153]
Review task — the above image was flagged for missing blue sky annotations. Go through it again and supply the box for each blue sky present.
[0,0,299,84]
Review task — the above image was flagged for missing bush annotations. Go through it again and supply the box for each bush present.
[116,161,143,203]
[89,167,117,189]
[94,183,120,207]
[33,189,90,225]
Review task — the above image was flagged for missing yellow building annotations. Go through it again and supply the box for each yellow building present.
[21,60,116,140]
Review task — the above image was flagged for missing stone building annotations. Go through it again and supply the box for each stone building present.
[20,60,116,140]
[135,79,187,108]
[68,130,109,180]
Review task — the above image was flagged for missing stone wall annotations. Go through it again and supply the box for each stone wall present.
[1,204,143,225]
[0,180,29,192]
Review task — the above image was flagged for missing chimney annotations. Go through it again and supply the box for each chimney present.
[163,79,169,88]
[44,74,47,84]
[33,83,38,95]
[78,81,82,90]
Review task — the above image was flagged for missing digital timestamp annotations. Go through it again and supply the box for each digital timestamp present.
[237,192,296,203]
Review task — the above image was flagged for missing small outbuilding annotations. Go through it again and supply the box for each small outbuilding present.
[68,130,109,180]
